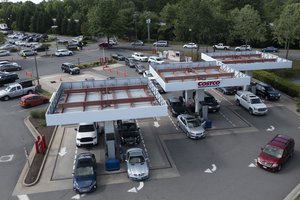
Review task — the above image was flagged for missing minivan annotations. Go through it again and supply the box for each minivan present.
[257,134,295,172]
[153,40,168,47]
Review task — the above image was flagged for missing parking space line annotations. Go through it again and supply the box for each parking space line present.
[168,115,178,130]
[18,195,30,200]
[219,111,236,127]
[136,120,151,165]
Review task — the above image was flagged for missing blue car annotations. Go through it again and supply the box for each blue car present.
[73,153,97,193]
[261,46,278,53]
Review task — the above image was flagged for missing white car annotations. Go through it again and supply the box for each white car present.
[132,52,148,62]
[143,70,155,80]
[0,50,10,57]
[55,49,73,57]
[148,56,164,64]
[235,45,252,51]
[183,43,198,49]
[75,122,98,147]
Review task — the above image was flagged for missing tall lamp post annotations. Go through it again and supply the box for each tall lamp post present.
[146,18,151,44]
[189,28,193,60]
[34,53,39,86]
[52,18,58,50]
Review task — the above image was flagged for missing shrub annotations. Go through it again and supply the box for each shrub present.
[10,48,18,52]
[253,71,300,97]
[30,110,46,119]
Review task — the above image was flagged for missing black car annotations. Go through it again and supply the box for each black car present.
[166,97,186,117]
[203,91,220,112]
[217,86,239,95]
[112,53,125,61]
[0,72,19,86]
[125,57,136,68]
[73,152,97,194]
[255,82,281,100]
[32,44,49,52]
[151,79,166,94]
[61,62,80,75]
[261,46,278,53]
[135,64,146,74]
[117,119,141,145]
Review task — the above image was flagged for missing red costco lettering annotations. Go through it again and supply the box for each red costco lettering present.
[198,81,220,87]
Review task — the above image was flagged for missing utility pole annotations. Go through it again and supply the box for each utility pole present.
[146,19,151,44]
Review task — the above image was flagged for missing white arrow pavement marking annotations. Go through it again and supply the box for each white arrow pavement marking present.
[17,195,30,200]
[136,181,144,191]
[204,169,213,173]
[211,164,217,172]
[249,159,257,167]
[127,187,137,193]
[0,154,14,162]
[154,121,160,128]
[266,125,275,131]
[59,147,67,156]
[71,194,86,199]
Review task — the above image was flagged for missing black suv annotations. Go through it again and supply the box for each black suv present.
[117,119,141,145]
[166,97,186,117]
[61,63,80,75]
[0,72,19,86]
[73,152,97,193]
[255,82,280,100]
[203,91,220,112]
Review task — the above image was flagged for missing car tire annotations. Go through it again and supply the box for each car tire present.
[27,90,33,94]
[70,71,73,75]
[277,165,282,172]
[249,108,253,115]
[236,100,240,106]
[62,69,65,73]
[3,96,9,101]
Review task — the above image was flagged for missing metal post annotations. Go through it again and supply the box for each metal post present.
[146,19,151,43]
[34,53,39,86]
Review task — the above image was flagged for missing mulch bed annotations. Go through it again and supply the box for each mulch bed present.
[24,117,55,185]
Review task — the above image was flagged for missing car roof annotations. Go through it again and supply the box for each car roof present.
[268,134,293,149]
[127,148,143,155]
[62,62,74,65]
[168,97,181,102]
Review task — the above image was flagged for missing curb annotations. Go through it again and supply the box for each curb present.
[284,183,300,200]
[22,116,57,187]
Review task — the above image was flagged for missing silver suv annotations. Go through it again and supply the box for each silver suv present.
[153,40,168,47]
[75,122,98,147]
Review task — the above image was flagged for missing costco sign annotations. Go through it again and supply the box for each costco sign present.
[198,80,221,88]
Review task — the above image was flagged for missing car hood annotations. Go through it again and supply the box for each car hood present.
[77,131,97,138]
[253,103,267,109]
[74,175,96,188]
[71,67,80,71]
[173,106,185,114]
[258,152,279,164]
[268,91,280,96]
[127,163,148,175]
[188,126,205,134]
[0,90,7,96]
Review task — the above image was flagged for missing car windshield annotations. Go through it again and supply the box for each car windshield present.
[129,156,145,164]
[156,57,163,61]
[187,118,201,128]
[69,65,75,69]
[265,86,275,92]
[172,101,183,108]
[262,145,284,158]
[75,166,94,176]
[250,98,262,104]
[78,124,95,132]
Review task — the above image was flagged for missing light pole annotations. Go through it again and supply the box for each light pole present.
[133,12,138,40]
[34,53,39,86]
[189,28,192,42]
[146,18,151,44]
[52,18,58,50]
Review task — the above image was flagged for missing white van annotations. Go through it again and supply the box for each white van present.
[75,122,98,147]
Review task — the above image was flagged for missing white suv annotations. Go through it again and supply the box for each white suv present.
[148,56,164,64]
[75,122,98,147]
[132,52,148,62]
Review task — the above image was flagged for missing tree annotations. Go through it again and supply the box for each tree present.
[0,32,5,44]
[273,3,300,59]
[229,5,266,45]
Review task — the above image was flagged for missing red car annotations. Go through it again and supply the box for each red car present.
[257,134,295,172]
[98,42,112,48]
[19,94,49,108]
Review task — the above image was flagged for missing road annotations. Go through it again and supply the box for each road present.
[1,40,300,200]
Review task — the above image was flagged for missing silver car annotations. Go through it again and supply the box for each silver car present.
[125,148,149,181]
[177,114,206,139]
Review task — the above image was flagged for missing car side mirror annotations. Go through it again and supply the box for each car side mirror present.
[125,159,128,162]
[74,128,78,131]
[137,127,140,130]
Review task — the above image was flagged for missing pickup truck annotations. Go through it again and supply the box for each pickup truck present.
[0,79,37,101]
[117,119,141,145]
[212,43,230,50]
[234,91,268,115]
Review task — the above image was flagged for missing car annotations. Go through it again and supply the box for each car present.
[153,40,168,47]
[183,43,198,49]
[132,52,148,62]
[73,152,97,193]
[255,82,280,100]
[166,97,186,117]
[111,53,125,61]
[31,44,49,52]
[19,49,37,57]
[257,134,295,172]
[67,43,80,51]
[55,49,73,57]
[0,44,16,50]
[125,57,136,68]
[131,40,144,46]
[109,39,117,45]
[117,119,141,145]
[57,39,69,45]
[19,94,49,108]
[177,114,206,139]
[143,70,155,80]
[151,79,166,93]
[217,86,239,95]
[98,42,112,48]
[0,72,19,86]
[0,50,10,56]
[125,148,149,181]
[134,64,146,74]
[0,62,22,72]
[75,122,98,147]
[235,45,252,51]
[203,91,220,112]
[261,46,279,53]
[148,56,164,64]
[61,63,80,75]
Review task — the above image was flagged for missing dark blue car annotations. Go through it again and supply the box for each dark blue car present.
[73,153,97,193]
[261,46,278,53]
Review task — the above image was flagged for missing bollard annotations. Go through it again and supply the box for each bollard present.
[42,135,46,149]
